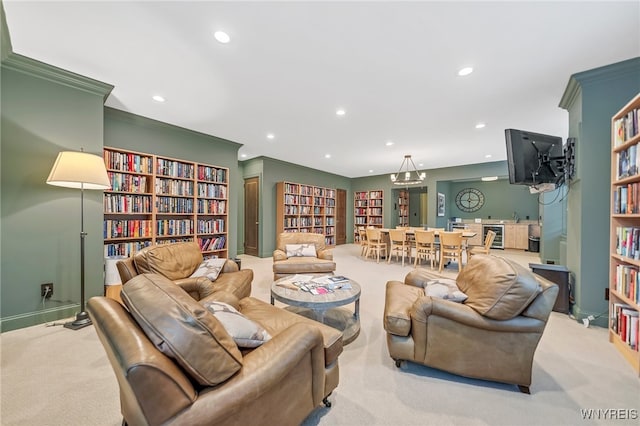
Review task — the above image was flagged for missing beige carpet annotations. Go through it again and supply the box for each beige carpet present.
[1,245,638,425]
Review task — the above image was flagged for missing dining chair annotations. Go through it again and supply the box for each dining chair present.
[358,227,369,257]
[366,227,387,263]
[388,229,410,266]
[413,230,438,269]
[439,231,464,272]
[469,230,496,257]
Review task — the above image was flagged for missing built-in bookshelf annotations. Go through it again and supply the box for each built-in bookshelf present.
[103,147,229,259]
[276,181,336,246]
[354,189,384,240]
[609,92,640,376]
[398,189,409,227]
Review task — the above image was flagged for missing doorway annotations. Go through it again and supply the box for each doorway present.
[244,177,259,256]
[336,188,347,245]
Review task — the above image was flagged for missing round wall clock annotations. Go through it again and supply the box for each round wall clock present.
[455,188,485,212]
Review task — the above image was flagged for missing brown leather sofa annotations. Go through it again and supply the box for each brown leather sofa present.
[88,273,342,426]
[273,232,336,280]
[383,254,558,393]
[116,241,252,300]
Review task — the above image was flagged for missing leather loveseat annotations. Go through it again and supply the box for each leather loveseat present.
[116,241,252,300]
[88,273,342,426]
[273,232,336,280]
[383,254,558,393]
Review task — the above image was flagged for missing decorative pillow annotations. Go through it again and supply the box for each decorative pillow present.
[423,278,468,303]
[456,254,542,320]
[285,243,317,258]
[121,273,242,386]
[190,258,227,281]
[203,301,271,348]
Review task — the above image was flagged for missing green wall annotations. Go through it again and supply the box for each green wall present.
[448,180,538,221]
[241,157,352,257]
[559,57,640,326]
[103,108,243,257]
[1,54,113,331]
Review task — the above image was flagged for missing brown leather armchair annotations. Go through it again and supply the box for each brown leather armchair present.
[384,254,558,393]
[116,241,252,300]
[88,273,342,426]
[273,232,336,280]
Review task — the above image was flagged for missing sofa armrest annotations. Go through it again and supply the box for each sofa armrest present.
[404,268,447,288]
[317,248,333,260]
[411,296,546,333]
[180,323,325,422]
[384,281,424,336]
[222,259,240,273]
[199,291,241,310]
[273,249,287,261]
[174,277,215,301]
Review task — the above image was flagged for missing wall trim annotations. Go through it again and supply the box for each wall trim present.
[0,304,78,332]
[1,53,114,100]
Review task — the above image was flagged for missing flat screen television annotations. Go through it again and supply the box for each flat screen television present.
[505,129,565,188]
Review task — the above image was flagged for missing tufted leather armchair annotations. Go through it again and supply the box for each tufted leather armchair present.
[383,254,558,393]
[116,241,252,300]
[272,232,336,280]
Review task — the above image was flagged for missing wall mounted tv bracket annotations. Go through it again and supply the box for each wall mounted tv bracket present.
[531,137,576,187]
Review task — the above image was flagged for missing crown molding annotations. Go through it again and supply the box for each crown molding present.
[1,53,113,101]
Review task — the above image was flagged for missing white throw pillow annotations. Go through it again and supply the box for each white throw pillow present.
[424,278,468,303]
[190,258,227,281]
[285,243,317,258]
[203,301,272,348]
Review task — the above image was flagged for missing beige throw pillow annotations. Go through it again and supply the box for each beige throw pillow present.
[190,257,227,281]
[285,243,317,257]
[203,301,271,348]
[423,278,468,303]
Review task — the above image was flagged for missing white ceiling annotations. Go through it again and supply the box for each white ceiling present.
[4,1,639,178]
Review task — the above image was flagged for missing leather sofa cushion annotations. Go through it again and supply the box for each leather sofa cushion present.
[384,280,424,336]
[121,273,243,386]
[134,242,203,280]
[238,297,343,366]
[272,257,336,274]
[456,255,542,320]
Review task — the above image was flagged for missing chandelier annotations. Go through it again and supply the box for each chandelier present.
[390,154,426,185]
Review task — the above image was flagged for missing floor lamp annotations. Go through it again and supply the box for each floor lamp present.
[47,149,111,330]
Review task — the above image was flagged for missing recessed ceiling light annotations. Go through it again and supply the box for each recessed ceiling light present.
[369,169,374,173]
[485,154,492,159]
[266,133,275,140]
[482,176,498,181]
[152,95,165,102]
[418,163,424,167]
[214,31,230,44]
[336,109,346,116]
[475,123,486,129]
[458,67,473,76]
[325,154,331,159]
[240,153,247,158]
[385,141,394,146]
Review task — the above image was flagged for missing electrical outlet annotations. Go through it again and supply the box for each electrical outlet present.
[41,283,53,299]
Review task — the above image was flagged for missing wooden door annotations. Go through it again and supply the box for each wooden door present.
[336,188,347,245]
[244,177,259,256]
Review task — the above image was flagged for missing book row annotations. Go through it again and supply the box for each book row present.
[614,226,640,260]
[155,178,194,197]
[156,197,194,214]
[612,183,640,214]
[156,219,194,236]
[156,158,195,179]
[611,303,639,351]
[197,219,225,234]
[198,236,226,251]
[613,264,640,304]
[615,145,640,180]
[104,151,153,174]
[104,241,152,257]
[197,166,226,183]
[614,107,640,147]
[197,183,227,199]
[108,172,149,193]
[104,220,153,239]
[198,199,226,215]
[104,194,152,214]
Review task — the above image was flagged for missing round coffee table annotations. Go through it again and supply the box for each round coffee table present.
[271,277,361,344]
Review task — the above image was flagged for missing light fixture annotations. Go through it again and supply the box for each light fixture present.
[214,31,230,44]
[475,122,486,129]
[385,141,394,146]
[46,149,111,330]
[485,154,492,158]
[482,176,498,181]
[325,154,331,159]
[152,95,165,103]
[336,109,346,116]
[458,67,473,76]
[266,133,275,140]
[390,154,426,185]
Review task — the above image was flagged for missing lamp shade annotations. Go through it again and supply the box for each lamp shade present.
[46,151,110,190]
